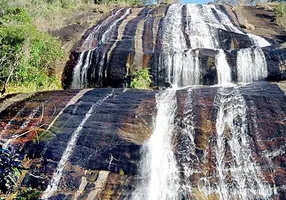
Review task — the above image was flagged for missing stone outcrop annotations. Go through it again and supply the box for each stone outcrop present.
[62,4,286,89]
[0,83,285,199]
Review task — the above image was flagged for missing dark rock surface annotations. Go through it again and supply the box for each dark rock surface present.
[0,82,285,199]
[0,88,156,199]
[62,4,286,89]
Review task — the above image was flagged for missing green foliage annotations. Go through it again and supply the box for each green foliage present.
[275,3,286,26]
[130,68,152,89]
[0,7,63,93]
[16,187,41,200]
[119,169,125,175]
[275,2,286,17]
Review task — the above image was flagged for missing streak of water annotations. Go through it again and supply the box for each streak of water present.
[214,87,273,200]
[132,90,180,200]
[216,49,232,85]
[41,92,112,199]
[237,47,268,83]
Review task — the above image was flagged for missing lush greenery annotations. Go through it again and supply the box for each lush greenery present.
[130,68,152,89]
[0,146,24,195]
[0,7,63,94]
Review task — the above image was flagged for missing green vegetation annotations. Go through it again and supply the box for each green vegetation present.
[16,187,41,200]
[257,2,286,28]
[275,3,286,27]
[0,7,63,95]
[0,0,153,95]
[130,68,152,89]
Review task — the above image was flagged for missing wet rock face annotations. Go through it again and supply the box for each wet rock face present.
[175,83,286,199]
[62,4,286,89]
[0,83,285,199]
[0,88,156,199]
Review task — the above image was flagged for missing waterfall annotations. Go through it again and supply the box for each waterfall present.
[71,51,86,89]
[247,33,271,48]
[81,8,127,50]
[214,87,273,200]
[178,88,198,199]
[185,4,216,49]
[237,47,268,83]
[216,49,232,85]
[41,93,112,199]
[132,90,180,200]
[70,8,131,89]
[64,4,280,199]
[168,50,200,88]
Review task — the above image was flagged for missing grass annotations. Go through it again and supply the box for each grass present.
[1,0,148,31]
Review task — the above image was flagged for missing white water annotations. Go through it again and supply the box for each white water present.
[168,50,201,88]
[160,4,239,87]
[216,49,232,85]
[248,33,271,48]
[132,90,180,200]
[71,51,86,89]
[101,8,131,44]
[214,87,273,200]
[237,47,268,83]
[71,8,131,89]
[81,8,125,49]
[41,93,112,199]
[80,50,93,88]
[185,4,216,49]
[179,88,199,198]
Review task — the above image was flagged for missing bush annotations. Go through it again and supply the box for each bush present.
[275,3,286,27]
[0,7,63,94]
[130,68,152,89]
[16,187,41,200]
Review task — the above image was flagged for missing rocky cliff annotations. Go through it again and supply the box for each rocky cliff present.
[0,3,286,200]
[0,82,285,199]
[62,4,286,89]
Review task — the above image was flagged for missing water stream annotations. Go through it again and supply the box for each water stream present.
[132,90,180,200]
[61,4,278,200]
[214,87,273,200]
[41,92,112,199]
[237,47,268,83]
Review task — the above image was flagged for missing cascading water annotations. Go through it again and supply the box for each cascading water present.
[237,47,268,83]
[41,92,112,199]
[132,4,274,200]
[213,87,273,200]
[177,88,199,199]
[247,33,271,48]
[71,8,131,89]
[216,49,232,85]
[71,51,86,89]
[132,90,180,200]
[62,4,280,200]
[68,4,274,88]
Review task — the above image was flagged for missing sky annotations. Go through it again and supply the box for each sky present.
[182,0,212,4]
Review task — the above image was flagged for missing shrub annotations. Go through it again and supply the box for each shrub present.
[130,68,152,89]
[275,3,286,27]
[0,7,63,94]
[16,187,41,200]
